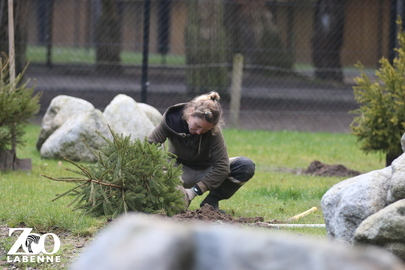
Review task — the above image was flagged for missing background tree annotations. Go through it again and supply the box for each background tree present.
[312,0,345,82]
[0,0,30,74]
[157,0,171,63]
[95,0,122,74]
[351,19,405,166]
[0,57,41,170]
[185,0,228,97]
[224,0,293,73]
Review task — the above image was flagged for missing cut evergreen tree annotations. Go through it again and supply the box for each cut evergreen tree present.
[42,126,186,217]
[0,56,41,170]
[351,18,405,166]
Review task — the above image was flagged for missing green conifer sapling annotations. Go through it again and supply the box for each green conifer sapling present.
[42,126,187,217]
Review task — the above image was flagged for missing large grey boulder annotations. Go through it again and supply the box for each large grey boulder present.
[387,154,405,204]
[354,199,405,260]
[138,103,163,126]
[321,146,405,260]
[40,110,111,162]
[37,95,162,163]
[103,94,155,140]
[401,133,405,152]
[321,166,392,243]
[36,95,94,150]
[70,213,405,270]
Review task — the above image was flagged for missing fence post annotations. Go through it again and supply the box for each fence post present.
[230,53,244,128]
[8,0,15,83]
[141,0,151,103]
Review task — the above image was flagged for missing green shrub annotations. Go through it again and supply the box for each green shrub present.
[351,18,405,165]
[42,127,186,217]
[0,57,41,152]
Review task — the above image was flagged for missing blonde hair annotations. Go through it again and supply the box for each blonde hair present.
[183,91,224,133]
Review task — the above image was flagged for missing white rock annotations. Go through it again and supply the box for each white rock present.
[40,109,111,162]
[36,95,94,150]
[387,153,405,204]
[355,199,405,260]
[321,166,392,243]
[138,103,163,126]
[103,94,155,140]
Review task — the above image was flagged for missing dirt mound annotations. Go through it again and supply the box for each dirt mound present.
[304,160,360,177]
[172,204,264,224]
[171,160,359,224]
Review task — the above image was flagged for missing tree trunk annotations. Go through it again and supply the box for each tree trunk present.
[0,0,30,75]
[0,149,31,171]
[386,143,403,167]
[185,0,228,98]
[224,0,293,72]
[95,0,122,74]
[312,0,345,82]
[157,0,171,56]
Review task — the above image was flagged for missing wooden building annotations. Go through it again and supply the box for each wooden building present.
[26,0,392,68]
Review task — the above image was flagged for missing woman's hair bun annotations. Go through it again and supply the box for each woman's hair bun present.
[208,91,220,102]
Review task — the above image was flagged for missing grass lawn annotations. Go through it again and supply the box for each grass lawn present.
[191,129,384,235]
[0,124,384,269]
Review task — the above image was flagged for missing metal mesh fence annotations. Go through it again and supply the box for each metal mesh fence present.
[4,0,396,132]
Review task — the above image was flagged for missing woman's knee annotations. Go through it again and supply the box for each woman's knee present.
[229,156,255,183]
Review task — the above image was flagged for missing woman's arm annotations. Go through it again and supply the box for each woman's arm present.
[147,119,169,145]
[199,131,230,191]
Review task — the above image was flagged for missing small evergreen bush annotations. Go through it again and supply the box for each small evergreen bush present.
[43,127,186,217]
[351,19,405,165]
[0,57,40,152]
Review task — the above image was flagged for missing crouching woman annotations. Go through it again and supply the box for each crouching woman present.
[147,91,255,211]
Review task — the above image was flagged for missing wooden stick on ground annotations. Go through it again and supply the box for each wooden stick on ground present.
[286,207,318,222]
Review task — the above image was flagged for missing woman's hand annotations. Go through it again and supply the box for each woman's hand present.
[177,186,197,207]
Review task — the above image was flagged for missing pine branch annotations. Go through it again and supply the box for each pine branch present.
[62,157,95,180]
[42,174,124,189]
[51,182,88,202]
[41,174,89,182]
[44,129,185,217]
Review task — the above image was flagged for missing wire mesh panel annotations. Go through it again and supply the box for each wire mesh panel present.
[2,0,394,132]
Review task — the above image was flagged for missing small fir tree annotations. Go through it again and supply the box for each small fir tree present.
[0,56,41,170]
[42,126,186,217]
[351,19,405,166]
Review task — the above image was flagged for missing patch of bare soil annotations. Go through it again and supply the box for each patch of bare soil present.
[272,160,361,178]
[172,204,268,224]
[303,160,360,177]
